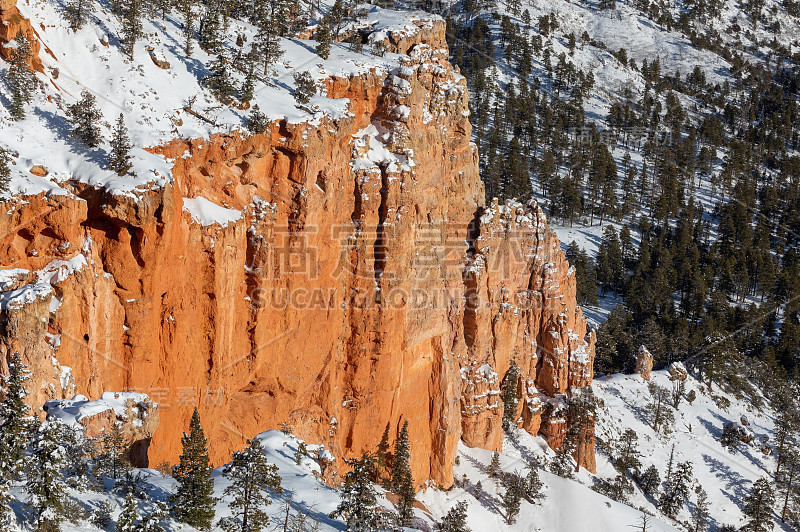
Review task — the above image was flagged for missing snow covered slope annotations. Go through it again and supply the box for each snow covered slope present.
[0,0,433,196]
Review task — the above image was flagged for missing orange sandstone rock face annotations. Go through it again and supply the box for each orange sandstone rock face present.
[0,18,596,484]
[0,0,43,71]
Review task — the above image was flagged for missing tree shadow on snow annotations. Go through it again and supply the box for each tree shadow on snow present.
[460,454,504,516]
[33,108,109,166]
[701,453,749,506]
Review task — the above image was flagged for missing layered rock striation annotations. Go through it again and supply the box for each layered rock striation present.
[0,10,595,485]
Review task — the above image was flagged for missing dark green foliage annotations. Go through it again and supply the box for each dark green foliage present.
[488,451,501,479]
[692,488,710,532]
[330,453,392,531]
[501,360,520,432]
[93,422,131,480]
[315,19,331,59]
[177,0,195,56]
[435,500,470,532]
[375,423,391,477]
[251,12,283,76]
[741,478,775,532]
[91,501,114,528]
[27,421,69,532]
[198,0,224,53]
[614,428,641,473]
[566,242,598,306]
[635,464,661,498]
[391,421,415,526]
[65,0,90,30]
[219,437,283,532]
[67,91,103,147]
[0,146,9,192]
[648,383,674,434]
[523,462,544,503]
[566,387,597,473]
[294,441,307,465]
[108,114,133,176]
[116,494,138,532]
[246,105,269,134]
[205,52,236,102]
[293,71,316,106]
[7,33,37,121]
[658,458,693,518]
[0,352,32,481]
[170,409,215,530]
[593,474,634,503]
[501,472,524,524]
[120,0,143,58]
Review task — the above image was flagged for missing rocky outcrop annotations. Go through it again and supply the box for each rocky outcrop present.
[668,361,688,381]
[636,345,653,380]
[0,0,43,71]
[0,14,595,485]
[43,392,159,466]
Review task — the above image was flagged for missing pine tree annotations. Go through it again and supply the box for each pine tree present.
[636,464,661,498]
[375,423,391,477]
[773,408,796,478]
[205,52,236,102]
[116,494,139,532]
[648,383,673,433]
[198,0,223,53]
[220,437,282,532]
[742,478,775,532]
[315,18,332,60]
[8,33,37,121]
[501,472,524,524]
[108,114,133,176]
[294,441,307,465]
[0,352,32,482]
[435,500,469,532]
[501,360,520,432]
[246,104,269,134]
[252,17,283,76]
[329,453,391,531]
[93,422,131,480]
[61,423,93,491]
[659,460,693,519]
[120,0,143,58]
[0,476,15,531]
[567,387,597,473]
[26,420,68,532]
[391,421,415,526]
[615,428,642,473]
[177,0,196,56]
[779,448,798,523]
[293,71,316,106]
[523,462,544,503]
[691,488,710,532]
[0,145,10,193]
[488,451,501,479]
[67,91,103,147]
[170,409,215,530]
[65,0,90,30]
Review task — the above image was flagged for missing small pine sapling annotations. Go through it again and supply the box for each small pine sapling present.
[293,71,316,106]
[108,114,133,176]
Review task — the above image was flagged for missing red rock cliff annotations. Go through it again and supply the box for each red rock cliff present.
[0,15,595,485]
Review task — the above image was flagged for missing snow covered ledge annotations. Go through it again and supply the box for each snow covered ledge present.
[43,392,159,467]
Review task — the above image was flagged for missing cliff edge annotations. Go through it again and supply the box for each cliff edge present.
[0,2,595,485]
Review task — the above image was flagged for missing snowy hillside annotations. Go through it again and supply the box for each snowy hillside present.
[0,0,433,196]
[9,369,788,532]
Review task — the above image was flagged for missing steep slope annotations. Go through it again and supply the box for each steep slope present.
[0,0,595,486]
